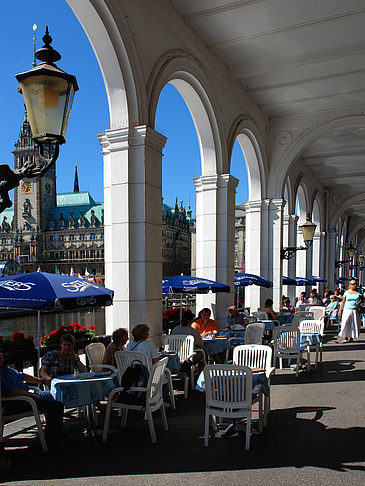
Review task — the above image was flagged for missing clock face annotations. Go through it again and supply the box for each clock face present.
[21,181,32,194]
[45,183,51,194]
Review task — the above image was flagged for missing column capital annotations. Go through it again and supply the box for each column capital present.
[265,198,286,212]
[193,173,239,191]
[244,199,265,212]
[98,125,166,154]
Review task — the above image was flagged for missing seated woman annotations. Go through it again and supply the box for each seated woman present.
[126,324,159,364]
[325,294,340,323]
[102,327,129,368]
[40,334,87,386]
[262,298,277,320]
[191,308,218,337]
[280,297,295,314]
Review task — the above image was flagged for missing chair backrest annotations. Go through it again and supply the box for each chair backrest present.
[232,344,272,371]
[85,342,106,368]
[244,323,265,344]
[164,335,194,363]
[204,364,252,410]
[299,319,324,335]
[273,327,300,354]
[291,311,314,329]
[305,306,325,320]
[147,357,168,407]
[252,311,268,321]
[115,350,152,384]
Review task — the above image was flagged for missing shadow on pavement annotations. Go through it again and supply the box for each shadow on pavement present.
[2,394,365,483]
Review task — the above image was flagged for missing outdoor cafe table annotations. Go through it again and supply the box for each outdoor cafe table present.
[51,372,117,408]
[159,351,181,373]
[202,336,229,355]
[300,333,321,346]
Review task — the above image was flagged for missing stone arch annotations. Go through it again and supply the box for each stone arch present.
[147,50,223,176]
[349,221,365,244]
[227,117,266,201]
[294,177,310,223]
[311,191,324,232]
[269,114,365,198]
[67,0,141,126]
[329,193,365,229]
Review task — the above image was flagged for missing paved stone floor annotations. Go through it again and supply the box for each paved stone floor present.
[1,326,365,486]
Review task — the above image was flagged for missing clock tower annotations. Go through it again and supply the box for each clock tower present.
[12,112,57,262]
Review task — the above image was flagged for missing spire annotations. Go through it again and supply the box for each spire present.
[32,24,37,67]
[73,164,79,192]
[186,197,192,220]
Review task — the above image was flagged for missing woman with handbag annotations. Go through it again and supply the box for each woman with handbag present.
[338,280,362,343]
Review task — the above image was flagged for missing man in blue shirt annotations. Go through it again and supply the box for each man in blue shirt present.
[224,305,248,329]
[0,353,64,450]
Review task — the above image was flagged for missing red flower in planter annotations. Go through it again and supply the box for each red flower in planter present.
[89,325,96,330]
[12,331,25,342]
[27,336,34,341]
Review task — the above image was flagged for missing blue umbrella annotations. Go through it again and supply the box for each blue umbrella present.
[0,272,113,311]
[234,273,272,288]
[295,277,316,286]
[336,276,358,284]
[312,276,327,282]
[162,275,230,294]
[283,276,297,285]
[0,272,114,368]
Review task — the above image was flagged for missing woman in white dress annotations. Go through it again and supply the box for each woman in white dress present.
[338,279,362,343]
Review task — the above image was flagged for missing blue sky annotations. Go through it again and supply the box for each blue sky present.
[0,1,248,215]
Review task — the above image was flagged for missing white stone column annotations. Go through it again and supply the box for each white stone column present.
[98,126,166,342]
[244,199,269,312]
[286,214,298,305]
[194,174,238,328]
[326,229,337,289]
[268,198,285,310]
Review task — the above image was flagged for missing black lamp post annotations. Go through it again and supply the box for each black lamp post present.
[281,214,317,260]
[0,27,78,214]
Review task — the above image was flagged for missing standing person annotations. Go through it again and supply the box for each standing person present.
[192,308,218,337]
[0,352,64,450]
[338,279,362,343]
[102,328,128,368]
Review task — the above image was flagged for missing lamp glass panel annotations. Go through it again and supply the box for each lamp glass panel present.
[19,74,70,143]
[301,221,316,243]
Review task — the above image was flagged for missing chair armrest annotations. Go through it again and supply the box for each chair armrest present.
[2,395,40,415]
[90,363,118,374]
[265,367,275,379]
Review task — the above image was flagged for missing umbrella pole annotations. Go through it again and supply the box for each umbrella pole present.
[37,310,41,377]
[180,294,183,324]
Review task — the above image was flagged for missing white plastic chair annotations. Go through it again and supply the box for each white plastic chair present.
[232,344,274,426]
[164,335,195,394]
[252,311,268,321]
[203,364,262,451]
[85,342,118,375]
[244,323,265,344]
[115,350,175,410]
[0,386,48,452]
[299,319,325,368]
[290,311,314,329]
[305,306,325,321]
[273,327,310,377]
[103,358,169,444]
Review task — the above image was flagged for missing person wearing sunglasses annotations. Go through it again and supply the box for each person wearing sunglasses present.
[338,280,362,343]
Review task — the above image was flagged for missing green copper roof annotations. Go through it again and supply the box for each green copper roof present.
[56,191,96,207]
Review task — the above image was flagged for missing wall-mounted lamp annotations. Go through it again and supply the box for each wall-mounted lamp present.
[335,243,356,268]
[281,215,317,260]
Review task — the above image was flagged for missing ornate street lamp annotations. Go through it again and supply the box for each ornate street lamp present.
[336,243,356,268]
[281,214,317,260]
[0,27,78,213]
